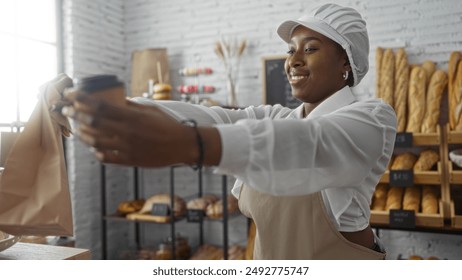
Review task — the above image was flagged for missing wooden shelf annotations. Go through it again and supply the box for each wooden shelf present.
[370,200,445,228]
[380,162,443,185]
[446,125,462,143]
[412,130,441,146]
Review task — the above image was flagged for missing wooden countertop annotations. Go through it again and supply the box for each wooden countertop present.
[0,242,91,260]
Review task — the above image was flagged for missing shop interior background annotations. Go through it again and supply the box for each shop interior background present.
[1,0,462,259]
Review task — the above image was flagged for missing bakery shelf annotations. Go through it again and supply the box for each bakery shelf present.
[448,163,462,183]
[370,200,445,228]
[379,162,443,185]
[105,213,186,224]
[446,125,462,143]
[411,127,441,146]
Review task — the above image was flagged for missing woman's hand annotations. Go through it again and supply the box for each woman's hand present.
[62,93,198,167]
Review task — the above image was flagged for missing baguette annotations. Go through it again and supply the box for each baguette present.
[385,186,403,211]
[381,48,395,108]
[406,66,427,133]
[454,61,462,130]
[402,186,421,212]
[391,152,418,170]
[371,184,388,211]
[421,70,447,133]
[448,52,462,130]
[421,186,438,214]
[375,47,384,99]
[394,48,409,132]
[422,60,436,86]
[413,149,440,171]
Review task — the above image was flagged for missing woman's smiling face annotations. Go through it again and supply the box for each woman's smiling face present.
[285,25,351,104]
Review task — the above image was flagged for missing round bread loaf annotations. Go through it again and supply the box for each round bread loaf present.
[139,193,186,223]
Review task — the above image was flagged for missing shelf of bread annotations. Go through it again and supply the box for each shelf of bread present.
[370,200,444,228]
[409,126,442,146]
[111,193,240,224]
[380,162,443,185]
[446,124,462,144]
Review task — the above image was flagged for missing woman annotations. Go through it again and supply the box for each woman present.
[64,3,397,259]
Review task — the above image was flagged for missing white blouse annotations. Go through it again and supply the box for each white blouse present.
[132,86,397,232]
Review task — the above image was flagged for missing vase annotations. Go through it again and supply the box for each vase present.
[226,76,238,108]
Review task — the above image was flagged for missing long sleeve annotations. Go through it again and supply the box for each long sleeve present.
[216,100,396,196]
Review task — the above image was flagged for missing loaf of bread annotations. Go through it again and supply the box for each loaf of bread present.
[413,150,440,171]
[375,47,384,99]
[381,48,395,108]
[190,244,223,260]
[421,186,438,214]
[206,195,239,219]
[371,184,388,211]
[406,66,427,133]
[421,70,448,133]
[454,61,462,131]
[138,193,186,223]
[391,152,418,170]
[448,51,462,130]
[224,245,246,260]
[402,186,421,212]
[117,199,146,215]
[385,186,404,211]
[186,194,219,210]
[422,60,436,86]
[394,48,409,132]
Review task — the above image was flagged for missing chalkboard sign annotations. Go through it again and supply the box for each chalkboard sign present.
[389,170,414,187]
[394,132,413,148]
[262,55,302,108]
[389,209,416,229]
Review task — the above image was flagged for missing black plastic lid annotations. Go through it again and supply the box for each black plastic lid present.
[75,75,123,93]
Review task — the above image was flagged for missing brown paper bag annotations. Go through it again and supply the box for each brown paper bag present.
[130,48,170,97]
[0,74,74,236]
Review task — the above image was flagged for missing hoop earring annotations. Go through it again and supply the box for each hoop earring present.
[343,71,349,81]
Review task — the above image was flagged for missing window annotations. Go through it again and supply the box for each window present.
[0,0,58,131]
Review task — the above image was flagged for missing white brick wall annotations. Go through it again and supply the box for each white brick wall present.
[64,0,462,259]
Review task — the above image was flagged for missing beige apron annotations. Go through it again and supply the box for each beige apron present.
[238,185,385,260]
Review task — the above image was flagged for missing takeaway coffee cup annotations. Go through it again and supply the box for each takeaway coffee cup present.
[69,74,126,106]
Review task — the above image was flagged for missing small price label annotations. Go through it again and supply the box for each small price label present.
[389,170,414,187]
[186,209,204,223]
[395,132,413,148]
[151,203,170,216]
[389,209,416,229]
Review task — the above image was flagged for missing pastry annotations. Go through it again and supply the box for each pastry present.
[187,194,219,210]
[406,66,427,133]
[138,193,186,223]
[421,186,438,214]
[402,186,421,212]
[448,51,462,130]
[385,186,403,211]
[391,152,418,170]
[421,70,448,133]
[206,196,239,219]
[381,48,395,108]
[394,48,409,132]
[117,199,146,215]
[413,150,439,171]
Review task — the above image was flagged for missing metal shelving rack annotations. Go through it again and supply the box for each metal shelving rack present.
[101,166,232,260]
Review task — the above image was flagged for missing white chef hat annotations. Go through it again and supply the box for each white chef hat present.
[277,3,369,87]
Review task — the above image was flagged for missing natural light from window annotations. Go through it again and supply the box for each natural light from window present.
[0,0,57,128]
